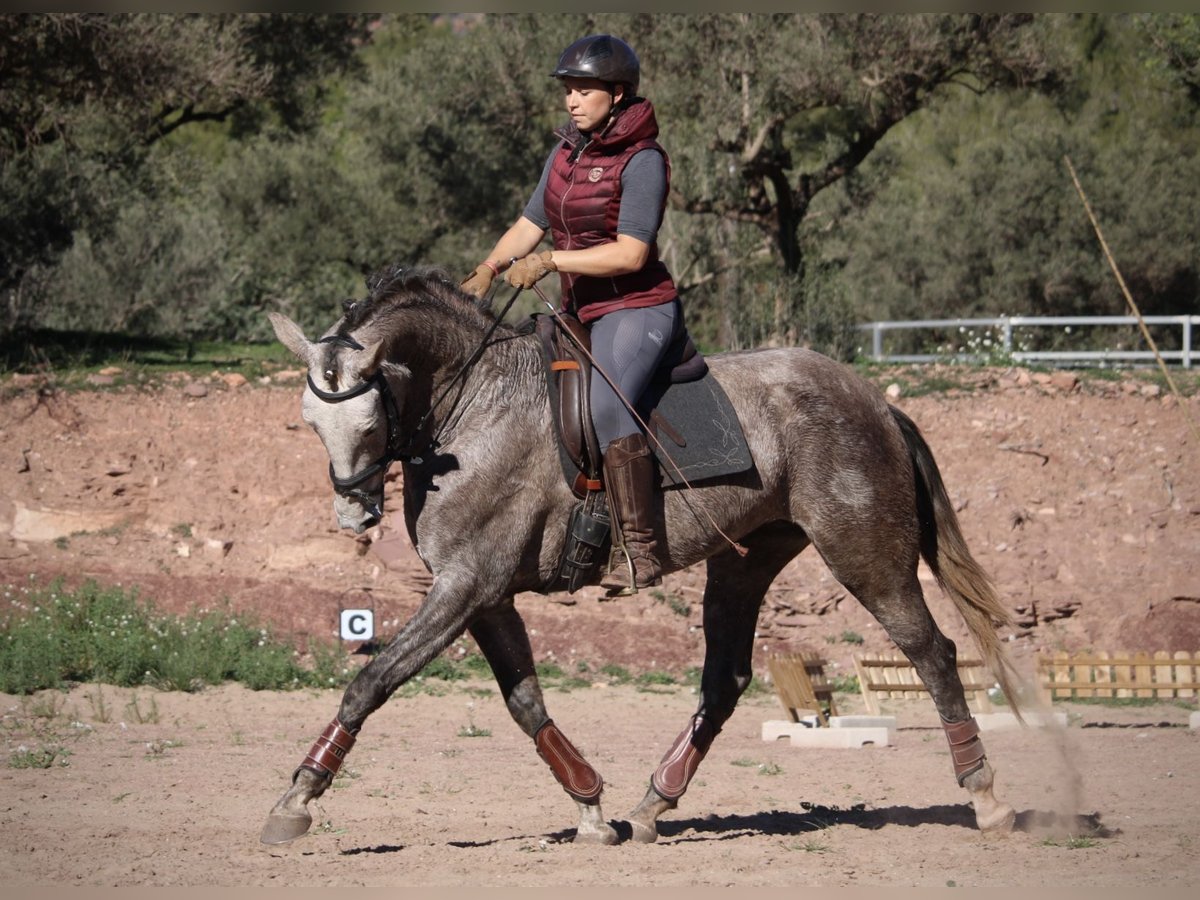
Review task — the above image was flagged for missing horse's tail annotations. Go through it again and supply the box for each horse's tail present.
[890,405,1025,723]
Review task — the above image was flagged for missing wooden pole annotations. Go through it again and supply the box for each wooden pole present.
[1064,155,1199,444]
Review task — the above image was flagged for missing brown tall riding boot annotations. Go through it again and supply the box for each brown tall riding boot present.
[599,433,662,596]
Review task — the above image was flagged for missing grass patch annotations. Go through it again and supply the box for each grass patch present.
[785,839,831,853]
[0,330,296,392]
[1042,835,1099,849]
[8,745,72,769]
[0,577,353,694]
[457,724,492,738]
[599,663,631,684]
[636,670,677,687]
[649,589,691,618]
[829,673,860,694]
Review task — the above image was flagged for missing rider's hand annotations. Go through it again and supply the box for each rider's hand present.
[505,250,557,289]
[461,262,498,298]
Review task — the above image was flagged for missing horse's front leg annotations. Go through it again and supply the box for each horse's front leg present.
[469,603,616,845]
[260,568,490,844]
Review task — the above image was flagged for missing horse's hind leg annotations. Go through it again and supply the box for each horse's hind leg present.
[469,603,616,845]
[627,522,808,843]
[829,559,1014,833]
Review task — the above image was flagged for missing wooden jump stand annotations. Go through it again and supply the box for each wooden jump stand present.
[766,652,839,726]
[852,651,995,716]
[1036,650,1200,703]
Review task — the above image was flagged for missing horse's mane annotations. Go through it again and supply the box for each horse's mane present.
[337,263,502,338]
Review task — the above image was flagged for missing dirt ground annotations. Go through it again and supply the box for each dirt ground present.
[1,364,1198,887]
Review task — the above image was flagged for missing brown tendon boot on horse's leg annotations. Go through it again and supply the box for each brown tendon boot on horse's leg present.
[599,433,662,597]
[942,715,1015,833]
[260,718,356,844]
[627,714,717,843]
[534,720,616,845]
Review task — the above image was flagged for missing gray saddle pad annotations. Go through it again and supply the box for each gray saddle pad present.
[638,369,755,489]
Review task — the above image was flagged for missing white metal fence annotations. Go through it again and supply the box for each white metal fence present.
[859,314,1200,368]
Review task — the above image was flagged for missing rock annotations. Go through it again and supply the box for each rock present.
[183,382,209,398]
[220,373,248,389]
[204,538,233,557]
[175,542,191,558]
[86,374,115,387]
[370,528,425,571]
[9,502,128,542]
[273,369,303,382]
[1140,383,1162,397]
[98,366,123,376]
[267,536,356,570]
[885,383,903,400]
[1050,371,1079,392]
[9,373,40,388]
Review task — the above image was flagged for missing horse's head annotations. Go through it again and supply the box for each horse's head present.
[269,311,411,534]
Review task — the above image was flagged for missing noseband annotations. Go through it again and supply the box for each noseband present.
[306,334,407,518]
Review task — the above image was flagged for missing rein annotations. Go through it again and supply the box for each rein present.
[306,286,525,509]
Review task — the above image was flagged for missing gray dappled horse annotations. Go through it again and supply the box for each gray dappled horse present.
[261,264,1023,846]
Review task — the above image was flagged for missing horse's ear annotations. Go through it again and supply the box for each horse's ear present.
[268,312,317,368]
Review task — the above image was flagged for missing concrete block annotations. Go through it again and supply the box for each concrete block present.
[788,727,890,748]
[1190,711,1200,731]
[761,720,889,747]
[762,719,816,741]
[829,715,896,732]
[975,711,1068,731]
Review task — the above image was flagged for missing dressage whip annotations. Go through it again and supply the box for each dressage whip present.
[528,281,749,558]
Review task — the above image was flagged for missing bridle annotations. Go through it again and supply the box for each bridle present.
[306,334,407,518]
[305,286,525,517]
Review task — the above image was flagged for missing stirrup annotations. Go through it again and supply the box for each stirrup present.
[601,545,662,597]
[601,546,638,597]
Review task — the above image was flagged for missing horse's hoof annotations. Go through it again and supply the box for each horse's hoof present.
[627,820,658,844]
[260,810,313,845]
[574,823,619,846]
[977,803,1016,834]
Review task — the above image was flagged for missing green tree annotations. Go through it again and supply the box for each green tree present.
[1134,13,1200,104]
[821,14,1200,348]
[0,13,376,334]
[632,14,1066,342]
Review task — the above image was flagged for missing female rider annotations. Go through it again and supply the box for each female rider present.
[461,34,686,595]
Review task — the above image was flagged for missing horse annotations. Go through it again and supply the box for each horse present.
[261,263,1024,846]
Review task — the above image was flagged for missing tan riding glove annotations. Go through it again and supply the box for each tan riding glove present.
[461,262,497,298]
[505,250,557,289]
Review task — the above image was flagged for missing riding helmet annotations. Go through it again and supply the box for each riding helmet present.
[551,34,640,95]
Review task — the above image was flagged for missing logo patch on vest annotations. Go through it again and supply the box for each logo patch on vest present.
[587,166,604,183]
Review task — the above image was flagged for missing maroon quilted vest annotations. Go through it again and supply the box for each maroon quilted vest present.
[544,98,677,323]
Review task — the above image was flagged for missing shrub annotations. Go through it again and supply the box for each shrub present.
[0,578,350,694]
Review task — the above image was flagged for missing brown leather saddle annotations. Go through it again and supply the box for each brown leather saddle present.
[535,311,708,593]
[535,311,708,499]
[534,311,752,593]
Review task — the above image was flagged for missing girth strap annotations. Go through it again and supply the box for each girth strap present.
[941,715,986,785]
